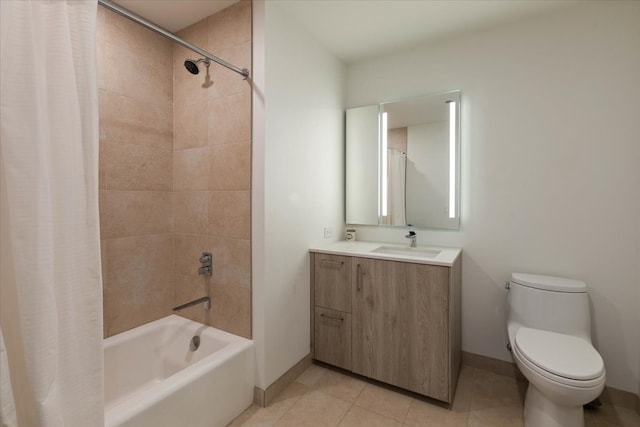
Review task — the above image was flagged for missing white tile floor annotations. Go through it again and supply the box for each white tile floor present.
[229,363,640,427]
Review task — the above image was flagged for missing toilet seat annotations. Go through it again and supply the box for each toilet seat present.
[514,327,605,388]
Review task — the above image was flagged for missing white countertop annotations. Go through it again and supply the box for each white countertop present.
[309,240,462,267]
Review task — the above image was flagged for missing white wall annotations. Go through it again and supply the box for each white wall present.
[252,1,346,389]
[405,121,449,228]
[348,3,640,393]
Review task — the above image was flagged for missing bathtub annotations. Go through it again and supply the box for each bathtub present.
[104,315,254,427]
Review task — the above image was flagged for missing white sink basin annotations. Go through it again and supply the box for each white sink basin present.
[371,245,442,259]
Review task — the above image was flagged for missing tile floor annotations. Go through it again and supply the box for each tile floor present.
[228,363,640,427]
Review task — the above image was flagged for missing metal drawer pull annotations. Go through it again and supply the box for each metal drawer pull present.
[319,260,344,268]
[320,313,344,322]
[356,263,362,291]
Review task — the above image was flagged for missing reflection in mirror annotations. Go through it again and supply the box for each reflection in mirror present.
[381,91,460,229]
[346,90,460,230]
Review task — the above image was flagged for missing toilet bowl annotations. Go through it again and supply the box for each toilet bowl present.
[506,273,605,427]
[513,327,605,426]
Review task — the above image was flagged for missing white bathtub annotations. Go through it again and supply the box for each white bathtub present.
[104,315,254,427]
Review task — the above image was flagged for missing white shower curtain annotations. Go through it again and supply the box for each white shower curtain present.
[382,149,407,226]
[0,1,103,426]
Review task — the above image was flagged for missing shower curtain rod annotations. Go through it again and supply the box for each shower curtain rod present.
[97,0,249,79]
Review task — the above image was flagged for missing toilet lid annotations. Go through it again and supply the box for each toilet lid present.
[515,328,604,381]
[511,273,587,293]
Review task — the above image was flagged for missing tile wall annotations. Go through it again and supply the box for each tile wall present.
[97,1,252,339]
[388,128,407,153]
[97,7,175,337]
[172,0,252,338]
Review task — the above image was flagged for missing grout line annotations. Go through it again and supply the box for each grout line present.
[353,382,365,405]
[270,384,309,426]
[401,398,413,425]
[335,401,352,427]
[402,399,415,426]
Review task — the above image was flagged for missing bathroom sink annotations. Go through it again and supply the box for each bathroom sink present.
[371,245,441,259]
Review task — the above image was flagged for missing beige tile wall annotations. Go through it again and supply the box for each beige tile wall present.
[98,7,175,337]
[98,1,252,339]
[172,1,252,338]
[388,127,408,153]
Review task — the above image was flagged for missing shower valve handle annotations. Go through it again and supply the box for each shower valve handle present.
[198,252,212,276]
[200,252,212,266]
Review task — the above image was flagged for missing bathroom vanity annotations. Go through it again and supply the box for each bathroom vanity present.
[309,241,462,403]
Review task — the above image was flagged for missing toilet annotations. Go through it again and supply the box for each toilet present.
[506,273,606,427]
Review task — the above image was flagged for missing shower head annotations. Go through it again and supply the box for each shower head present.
[184,58,210,75]
[184,59,200,74]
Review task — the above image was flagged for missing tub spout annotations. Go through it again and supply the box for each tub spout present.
[172,296,210,312]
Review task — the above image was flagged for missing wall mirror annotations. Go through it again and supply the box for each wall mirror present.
[346,90,461,229]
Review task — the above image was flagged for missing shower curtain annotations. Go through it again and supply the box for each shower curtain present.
[382,149,407,226]
[0,1,103,426]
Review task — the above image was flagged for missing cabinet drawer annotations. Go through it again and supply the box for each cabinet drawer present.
[313,307,351,370]
[314,254,351,312]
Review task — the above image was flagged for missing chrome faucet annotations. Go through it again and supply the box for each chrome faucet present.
[405,231,417,248]
[172,296,210,312]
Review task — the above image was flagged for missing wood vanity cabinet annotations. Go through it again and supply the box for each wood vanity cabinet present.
[312,254,352,370]
[310,252,461,403]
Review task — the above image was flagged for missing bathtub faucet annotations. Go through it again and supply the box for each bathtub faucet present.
[172,296,211,312]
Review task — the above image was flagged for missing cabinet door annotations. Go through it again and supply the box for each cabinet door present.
[314,254,351,312]
[352,258,450,401]
[314,307,352,370]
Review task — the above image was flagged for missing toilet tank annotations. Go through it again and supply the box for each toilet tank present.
[507,273,592,342]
